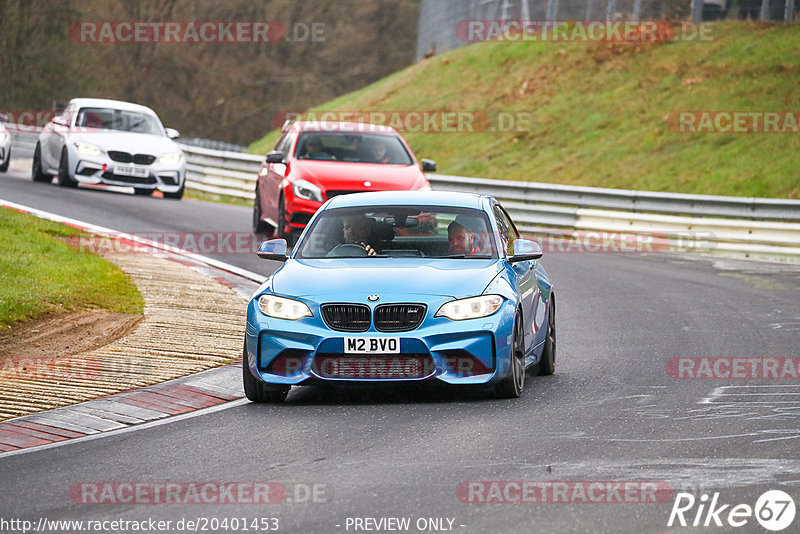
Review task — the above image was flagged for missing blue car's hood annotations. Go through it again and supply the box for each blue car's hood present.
[270,258,504,299]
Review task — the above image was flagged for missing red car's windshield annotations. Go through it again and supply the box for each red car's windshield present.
[294,132,414,165]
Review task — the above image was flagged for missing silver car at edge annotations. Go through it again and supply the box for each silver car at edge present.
[32,98,186,199]
[0,115,11,173]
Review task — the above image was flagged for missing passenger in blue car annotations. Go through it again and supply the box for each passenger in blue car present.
[448,220,480,256]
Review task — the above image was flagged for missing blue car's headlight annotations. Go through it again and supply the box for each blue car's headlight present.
[435,295,503,321]
[258,295,313,320]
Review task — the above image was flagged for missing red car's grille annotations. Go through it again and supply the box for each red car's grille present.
[325,190,361,199]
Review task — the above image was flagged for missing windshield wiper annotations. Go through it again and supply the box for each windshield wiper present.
[434,254,492,259]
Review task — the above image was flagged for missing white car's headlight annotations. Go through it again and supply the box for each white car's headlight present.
[159,152,182,165]
[292,179,323,202]
[0,133,8,144]
[75,142,102,156]
[435,295,504,321]
[258,295,313,320]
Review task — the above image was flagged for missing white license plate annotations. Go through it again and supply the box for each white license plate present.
[114,165,149,178]
[344,337,400,354]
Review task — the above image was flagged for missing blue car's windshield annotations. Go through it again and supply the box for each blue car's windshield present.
[295,206,498,259]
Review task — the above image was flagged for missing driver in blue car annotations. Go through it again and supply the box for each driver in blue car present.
[342,215,378,256]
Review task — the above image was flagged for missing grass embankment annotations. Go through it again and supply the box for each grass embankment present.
[0,208,144,329]
[249,21,800,199]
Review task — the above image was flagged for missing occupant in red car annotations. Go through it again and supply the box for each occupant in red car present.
[367,140,391,163]
[300,136,335,160]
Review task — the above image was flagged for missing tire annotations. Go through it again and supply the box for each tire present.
[242,343,290,403]
[252,186,271,233]
[32,144,50,182]
[277,195,295,246]
[57,148,78,188]
[163,182,184,200]
[537,297,556,376]
[133,188,153,196]
[0,148,9,173]
[495,312,525,399]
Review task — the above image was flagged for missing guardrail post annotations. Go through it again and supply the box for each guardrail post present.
[632,0,642,21]
[690,0,704,23]
[761,0,772,20]
[606,0,617,21]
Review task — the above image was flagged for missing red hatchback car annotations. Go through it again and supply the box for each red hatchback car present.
[252,121,436,242]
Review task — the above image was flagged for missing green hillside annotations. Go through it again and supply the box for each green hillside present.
[250,22,800,199]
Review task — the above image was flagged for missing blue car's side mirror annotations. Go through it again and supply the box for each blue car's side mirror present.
[257,239,288,262]
[509,239,543,262]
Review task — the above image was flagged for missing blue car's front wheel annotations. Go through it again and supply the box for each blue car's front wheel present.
[242,343,290,403]
[495,313,525,399]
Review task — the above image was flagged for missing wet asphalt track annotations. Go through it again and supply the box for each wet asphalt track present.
[2,165,800,533]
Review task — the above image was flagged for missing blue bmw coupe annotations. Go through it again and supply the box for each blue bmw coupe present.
[243,191,556,402]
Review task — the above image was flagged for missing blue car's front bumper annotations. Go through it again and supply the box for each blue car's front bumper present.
[244,297,519,387]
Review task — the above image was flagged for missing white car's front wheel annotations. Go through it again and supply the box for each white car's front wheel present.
[57,148,78,188]
[0,148,9,173]
[32,144,50,182]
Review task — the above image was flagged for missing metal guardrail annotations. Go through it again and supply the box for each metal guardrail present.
[178,144,800,261]
[178,144,262,200]
[8,137,799,260]
[430,175,800,222]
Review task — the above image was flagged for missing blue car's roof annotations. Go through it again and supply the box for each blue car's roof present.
[325,190,489,210]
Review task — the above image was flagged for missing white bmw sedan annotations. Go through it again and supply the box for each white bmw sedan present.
[32,98,185,199]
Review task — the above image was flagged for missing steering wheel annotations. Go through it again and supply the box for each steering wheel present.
[327,243,369,257]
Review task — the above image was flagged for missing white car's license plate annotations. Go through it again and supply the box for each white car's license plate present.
[344,337,400,354]
[114,165,148,178]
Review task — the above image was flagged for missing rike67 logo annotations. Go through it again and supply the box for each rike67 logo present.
[668,490,796,531]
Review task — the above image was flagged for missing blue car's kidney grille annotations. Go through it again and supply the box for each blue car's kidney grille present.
[322,304,370,332]
[374,304,426,332]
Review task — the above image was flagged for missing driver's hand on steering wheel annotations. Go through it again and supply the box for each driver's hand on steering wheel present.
[360,242,377,256]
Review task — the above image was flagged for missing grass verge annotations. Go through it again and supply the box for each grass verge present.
[0,207,144,330]
[249,21,800,199]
